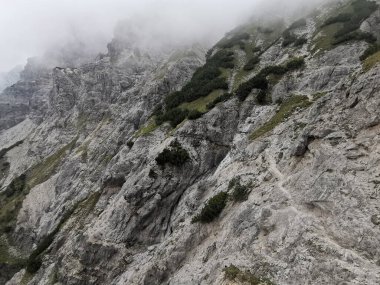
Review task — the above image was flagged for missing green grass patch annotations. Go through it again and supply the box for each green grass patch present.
[250,95,312,140]
[224,265,274,285]
[179,89,224,113]
[134,119,158,138]
[312,23,342,53]
[363,50,380,71]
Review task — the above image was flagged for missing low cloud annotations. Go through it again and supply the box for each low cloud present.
[0,0,331,72]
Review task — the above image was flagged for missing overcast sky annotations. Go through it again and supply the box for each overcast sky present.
[0,0,329,73]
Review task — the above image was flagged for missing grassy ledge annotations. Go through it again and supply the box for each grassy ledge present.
[134,119,158,138]
[224,264,275,285]
[363,50,380,71]
[250,95,312,140]
[179,89,224,113]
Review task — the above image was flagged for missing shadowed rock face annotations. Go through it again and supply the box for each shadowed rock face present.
[1,1,380,284]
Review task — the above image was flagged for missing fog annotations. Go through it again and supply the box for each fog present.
[0,0,331,73]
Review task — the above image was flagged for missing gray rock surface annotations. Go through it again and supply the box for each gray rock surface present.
[1,1,380,284]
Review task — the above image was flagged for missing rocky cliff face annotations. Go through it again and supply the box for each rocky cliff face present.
[1,1,380,284]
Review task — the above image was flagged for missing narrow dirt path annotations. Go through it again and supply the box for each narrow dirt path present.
[265,149,293,201]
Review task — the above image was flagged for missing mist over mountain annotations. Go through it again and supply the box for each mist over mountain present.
[0,0,331,73]
[1,0,380,284]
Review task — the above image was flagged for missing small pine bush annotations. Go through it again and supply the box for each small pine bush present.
[236,75,268,102]
[127,140,134,148]
[156,108,189,127]
[192,192,228,223]
[285,57,305,70]
[229,177,250,202]
[155,140,190,167]
[256,90,268,105]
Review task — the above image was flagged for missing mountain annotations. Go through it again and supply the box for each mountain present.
[1,0,380,284]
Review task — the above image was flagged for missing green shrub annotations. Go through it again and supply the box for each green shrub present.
[127,140,134,148]
[192,192,228,223]
[260,65,288,76]
[256,90,268,105]
[285,57,305,70]
[228,177,240,190]
[236,76,268,102]
[156,108,189,127]
[243,56,260,71]
[188,110,203,120]
[155,140,190,167]
[232,184,250,202]
[229,177,250,202]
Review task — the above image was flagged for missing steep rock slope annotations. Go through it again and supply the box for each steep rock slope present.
[1,1,380,284]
